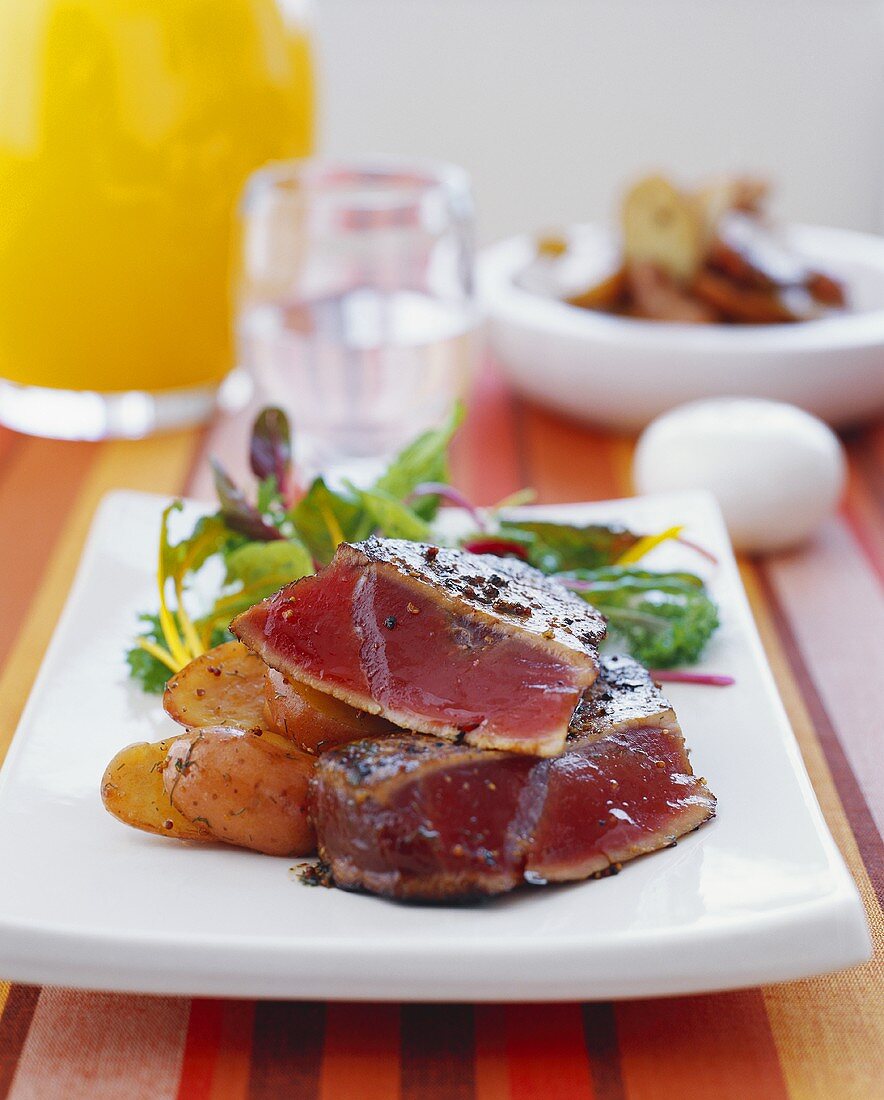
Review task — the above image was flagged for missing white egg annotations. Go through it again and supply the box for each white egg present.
[633,398,846,553]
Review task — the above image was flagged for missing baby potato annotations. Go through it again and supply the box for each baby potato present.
[163,727,316,856]
[164,640,267,732]
[101,738,212,841]
[264,668,398,754]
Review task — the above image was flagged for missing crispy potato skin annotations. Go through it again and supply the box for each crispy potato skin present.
[163,727,316,856]
[264,668,399,754]
[163,641,267,732]
[622,174,703,284]
[101,738,212,841]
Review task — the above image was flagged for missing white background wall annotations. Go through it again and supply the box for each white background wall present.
[313,0,884,243]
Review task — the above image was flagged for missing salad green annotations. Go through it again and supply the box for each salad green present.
[127,403,720,693]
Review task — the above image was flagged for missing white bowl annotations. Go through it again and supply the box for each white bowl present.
[479,224,884,430]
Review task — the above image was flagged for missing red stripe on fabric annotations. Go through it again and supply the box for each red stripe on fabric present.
[841,502,884,583]
[840,458,884,583]
[210,1000,256,1100]
[757,563,884,905]
[0,985,40,1099]
[176,999,225,1100]
[581,1004,625,1100]
[248,1001,325,1099]
[401,1004,474,1100]
[616,990,788,1100]
[452,360,525,506]
[849,425,884,510]
[505,1004,594,1100]
[0,437,98,667]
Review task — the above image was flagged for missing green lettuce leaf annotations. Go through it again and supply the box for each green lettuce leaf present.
[374,401,464,519]
[290,478,369,565]
[201,538,313,630]
[566,566,719,668]
[350,486,432,541]
[498,519,639,573]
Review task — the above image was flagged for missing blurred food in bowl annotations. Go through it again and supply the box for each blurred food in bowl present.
[528,174,847,326]
[481,201,884,431]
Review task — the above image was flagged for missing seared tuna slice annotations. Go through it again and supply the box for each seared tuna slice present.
[309,655,716,901]
[233,537,606,757]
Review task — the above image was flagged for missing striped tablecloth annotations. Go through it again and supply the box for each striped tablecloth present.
[0,366,881,1099]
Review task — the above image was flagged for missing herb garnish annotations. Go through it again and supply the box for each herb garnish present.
[128,402,722,692]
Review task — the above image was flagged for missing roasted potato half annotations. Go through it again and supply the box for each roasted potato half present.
[264,668,399,755]
[163,727,316,856]
[164,640,267,732]
[101,737,212,841]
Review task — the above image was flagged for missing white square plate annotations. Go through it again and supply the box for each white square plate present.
[0,490,870,1000]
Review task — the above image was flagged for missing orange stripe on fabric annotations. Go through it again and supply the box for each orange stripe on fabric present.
[616,991,788,1100]
[474,1005,509,1100]
[0,428,22,482]
[0,438,98,667]
[0,430,201,764]
[519,403,625,504]
[505,1004,594,1100]
[8,989,190,1100]
[319,1003,400,1100]
[452,360,525,506]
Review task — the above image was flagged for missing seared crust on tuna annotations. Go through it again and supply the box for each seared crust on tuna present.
[233,538,606,757]
[309,656,716,901]
[354,537,607,658]
[568,652,678,742]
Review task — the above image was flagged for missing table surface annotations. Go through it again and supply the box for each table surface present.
[0,365,881,1100]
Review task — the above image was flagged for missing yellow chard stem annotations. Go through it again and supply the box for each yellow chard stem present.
[616,524,685,566]
[157,505,192,669]
[174,575,205,661]
[319,501,345,550]
[135,637,180,674]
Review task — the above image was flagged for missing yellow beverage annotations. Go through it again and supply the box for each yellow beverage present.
[0,0,313,396]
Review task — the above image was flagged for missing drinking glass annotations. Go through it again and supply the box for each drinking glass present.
[0,0,315,440]
[237,158,477,485]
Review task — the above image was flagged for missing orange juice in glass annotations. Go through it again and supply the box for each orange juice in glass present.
[0,0,314,438]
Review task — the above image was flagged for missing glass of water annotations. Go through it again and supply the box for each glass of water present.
[237,158,477,486]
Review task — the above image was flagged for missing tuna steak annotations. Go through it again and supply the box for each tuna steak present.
[232,537,606,757]
[309,655,716,901]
